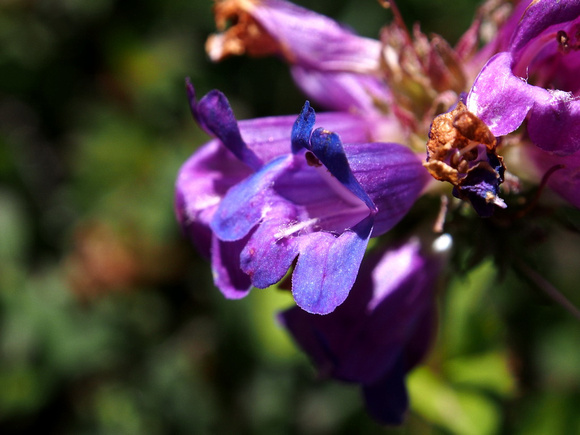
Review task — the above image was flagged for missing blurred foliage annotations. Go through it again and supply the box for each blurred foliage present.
[1,0,580,434]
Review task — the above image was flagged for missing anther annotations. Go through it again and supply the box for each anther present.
[557,30,570,53]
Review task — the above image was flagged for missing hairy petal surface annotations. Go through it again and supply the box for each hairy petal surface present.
[467,52,541,136]
[526,91,580,155]
[291,216,373,314]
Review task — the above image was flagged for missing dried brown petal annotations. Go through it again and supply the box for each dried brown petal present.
[424,101,502,186]
[206,0,285,62]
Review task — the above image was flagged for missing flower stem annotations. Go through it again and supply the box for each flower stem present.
[515,258,580,321]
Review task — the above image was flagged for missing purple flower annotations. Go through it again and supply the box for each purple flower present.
[176,79,379,256]
[206,0,391,113]
[176,82,429,314]
[279,239,440,425]
[210,104,429,314]
[466,0,580,155]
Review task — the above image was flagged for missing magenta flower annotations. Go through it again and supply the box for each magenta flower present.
[466,0,580,155]
[280,239,440,424]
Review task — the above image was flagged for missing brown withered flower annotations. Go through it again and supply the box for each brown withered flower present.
[424,101,506,217]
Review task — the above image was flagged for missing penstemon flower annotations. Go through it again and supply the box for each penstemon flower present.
[206,0,392,113]
[280,238,441,424]
[211,103,429,314]
[176,81,429,314]
[467,0,580,156]
[175,79,385,256]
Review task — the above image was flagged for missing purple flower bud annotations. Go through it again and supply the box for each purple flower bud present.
[467,0,580,155]
[279,239,440,425]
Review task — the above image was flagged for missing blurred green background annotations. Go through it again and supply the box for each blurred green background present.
[1,0,580,433]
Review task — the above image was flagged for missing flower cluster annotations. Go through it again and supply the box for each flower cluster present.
[176,0,580,426]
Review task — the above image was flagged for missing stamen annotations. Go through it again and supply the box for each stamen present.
[274,218,318,240]
[457,140,480,159]
[485,191,507,208]
[555,27,580,55]
[557,30,570,53]
[379,0,412,46]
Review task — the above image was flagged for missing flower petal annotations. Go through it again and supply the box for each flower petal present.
[290,66,391,114]
[279,239,440,424]
[210,155,292,241]
[211,235,252,299]
[509,0,580,57]
[344,142,430,235]
[175,140,253,256]
[291,215,373,314]
[206,0,389,112]
[186,79,262,170]
[466,52,544,136]
[309,128,377,212]
[466,3,580,155]
[468,52,580,154]
[208,0,382,73]
[291,101,316,153]
[240,208,301,288]
[527,91,580,155]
